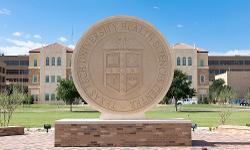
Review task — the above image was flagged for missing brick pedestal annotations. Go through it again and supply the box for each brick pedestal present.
[0,126,24,136]
[55,119,191,147]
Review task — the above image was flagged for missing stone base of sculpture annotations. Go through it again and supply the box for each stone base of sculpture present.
[55,119,192,147]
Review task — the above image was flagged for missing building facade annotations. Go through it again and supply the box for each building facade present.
[0,55,29,89]
[215,71,250,98]
[208,55,250,83]
[28,43,73,103]
[173,43,209,99]
[0,61,6,91]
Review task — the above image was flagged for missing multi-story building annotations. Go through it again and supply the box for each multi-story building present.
[208,55,250,82]
[0,55,29,89]
[0,61,6,91]
[28,43,73,103]
[173,43,209,99]
[215,71,250,98]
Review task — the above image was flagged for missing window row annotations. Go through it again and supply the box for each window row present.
[45,75,61,83]
[45,93,57,101]
[208,60,250,66]
[46,57,61,66]
[200,74,205,84]
[209,69,226,75]
[6,78,28,82]
[6,69,29,75]
[4,60,29,66]
[0,67,5,74]
[177,57,192,66]
[187,74,205,84]
[0,76,5,83]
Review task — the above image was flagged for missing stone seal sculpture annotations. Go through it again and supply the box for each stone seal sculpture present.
[72,16,174,119]
[56,16,191,147]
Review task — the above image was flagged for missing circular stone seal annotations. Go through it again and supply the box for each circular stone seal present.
[72,16,174,116]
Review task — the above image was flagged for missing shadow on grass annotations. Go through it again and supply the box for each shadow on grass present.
[192,140,250,147]
[180,110,219,112]
[71,110,99,113]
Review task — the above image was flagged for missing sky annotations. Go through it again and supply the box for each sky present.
[1,0,250,55]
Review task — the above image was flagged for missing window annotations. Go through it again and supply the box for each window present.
[6,69,19,74]
[52,57,55,66]
[20,70,29,74]
[45,75,49,83]
[20,60,29,66]
[4,60,19,66]
[46,57,49,66]
[182,57,186,66]
[57,76,61,82]
[45,94,50,101]
[177,57,180,66]
[51,93,55,101]
[51,75,55,83]
[69,60,71,67]
[200,75,205,84]
[57,57,61,66]
[32,75,37,83]
[188,57,192,66]
[200,59,204,67]
[187,75,192,82]
[34,59,37,67]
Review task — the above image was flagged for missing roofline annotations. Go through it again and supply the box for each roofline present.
[0,55,29,57]
[208,55,250,57]
[197,51,208,53]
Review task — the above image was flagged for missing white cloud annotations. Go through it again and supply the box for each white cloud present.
[33,34,42,39]
[0,46,28,55]
[68,44,75,49]
[209,49,250,56]
[153,6,160,9]
[58,36,68,42]
[0,8,11,15]
[12,32,22,37]
[1,38,45,55]
[177,24,183,28]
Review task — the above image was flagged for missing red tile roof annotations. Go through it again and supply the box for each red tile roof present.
[173,43,194,49]
[29,43,73,53]
[173,43,208,53]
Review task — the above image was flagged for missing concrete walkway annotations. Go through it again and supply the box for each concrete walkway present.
[0,126,250,149]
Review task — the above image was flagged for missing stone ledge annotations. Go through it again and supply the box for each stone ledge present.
[0,126,24,136]
[55,119,192,147]
[55,118,192,124]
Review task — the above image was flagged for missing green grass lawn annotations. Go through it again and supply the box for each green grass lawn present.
[7,104,250,128]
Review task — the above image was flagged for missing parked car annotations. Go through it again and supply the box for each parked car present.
[177,98,198,105]
[239,99,250,106]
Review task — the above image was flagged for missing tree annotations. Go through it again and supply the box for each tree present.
[218,86,237,104]
[0,87,26,126]
[56,79,80,111]
[208,79,225,104]
[164,70,196,111]
[217,87,236,125]
[245,88,250,100]
[209,80,237,125]
[6,83,28,95]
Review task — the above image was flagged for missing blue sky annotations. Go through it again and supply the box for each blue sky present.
[1,0,250,55]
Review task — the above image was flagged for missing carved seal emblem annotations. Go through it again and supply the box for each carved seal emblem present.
[72,16,174,115]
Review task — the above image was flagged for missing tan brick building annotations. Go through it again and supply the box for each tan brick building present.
[208,55,250,82]
[28,43,73,103]
[173,43,209,99]
[215,71,250,98]
[0,55,29,90]
[0,60,6,91]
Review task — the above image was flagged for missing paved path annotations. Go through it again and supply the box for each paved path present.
[1,127,250,150]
